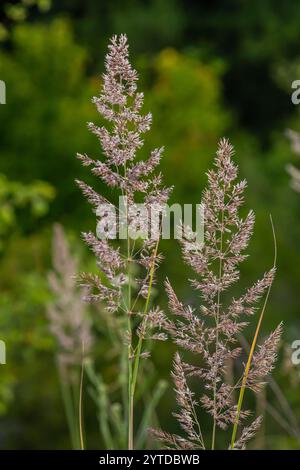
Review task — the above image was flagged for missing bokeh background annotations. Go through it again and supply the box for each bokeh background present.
[0,0,300,449]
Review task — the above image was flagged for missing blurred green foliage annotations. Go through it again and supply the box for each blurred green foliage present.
[0,174,54,241]
[0,0,300,450]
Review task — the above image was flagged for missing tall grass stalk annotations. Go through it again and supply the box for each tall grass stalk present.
[59,371,80,449]
[79,350,85,450]
[230,215,277,449]
[76,35,170,450]
[152,139,282,450]
[47,224,92,449]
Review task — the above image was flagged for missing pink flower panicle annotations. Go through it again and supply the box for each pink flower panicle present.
[47,224,93,379]
[76,35,170,356]
[154,139,281,449]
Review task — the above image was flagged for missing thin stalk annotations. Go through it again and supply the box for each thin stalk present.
[79,351,85,450]
[230,214,277,449]
[238,333,300,440]
[58,369,78,449]
[190,393,206,449]
[128,391,133,450]
[71,378,81,449]
[129,238,159,449]
[127,264,133,450]
[117,89,134,450]
[124,185,134,450]
[131,239,159,395]
[211,207,225,449]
